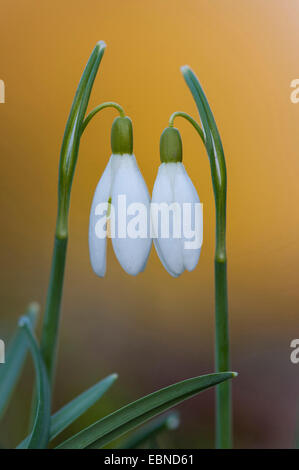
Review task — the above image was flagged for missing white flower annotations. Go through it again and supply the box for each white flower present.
[89,153,152,277]
[151,162,203,277]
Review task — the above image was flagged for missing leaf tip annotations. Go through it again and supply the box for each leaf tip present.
[28,301,40,313]
[27,302,40,323]
[166,412,180,430]
[180,65,191,76]
[18,316,31,329]
[232,372,238,378]
[96,40,107,51]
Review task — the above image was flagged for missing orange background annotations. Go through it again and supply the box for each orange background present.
[0,0,298,448]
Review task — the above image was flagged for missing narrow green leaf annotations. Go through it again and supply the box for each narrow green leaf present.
[56,41,106,238]
[57,372,236,449]
[0,303,39,418]
[181,66,214,158]
[59,41,106,183]
[119,411,180,449]
[19,317,51,449]
[181,66,230,448]
[51,373,118,440]
[18,373,118,448]
[181,66,226,197]
[182,66,224,158]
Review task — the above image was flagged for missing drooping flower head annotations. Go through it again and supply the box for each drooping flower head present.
[151,127,203,277]
[89,116,151,276]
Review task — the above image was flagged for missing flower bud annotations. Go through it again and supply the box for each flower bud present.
[160,127,182,163]
[111,116,133,155]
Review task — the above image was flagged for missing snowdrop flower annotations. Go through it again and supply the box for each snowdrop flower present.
[151,127,203,277]
[89,116,151,276]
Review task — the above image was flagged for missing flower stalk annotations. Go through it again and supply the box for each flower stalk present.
[81,102,125,135]
[40,42,107,387]
[169,111,205,145]
[176,66,231,448]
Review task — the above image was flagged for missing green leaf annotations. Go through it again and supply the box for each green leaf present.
[56,40,106,238]
[181,66,226,198]
[17,373,118,448]
[181,66,214,158]
[19,372,118,448]
[51,373,118,440]
[41,43,106,394]
[18,317,51,449]
[181,66,230,449]
[119,411,180,449]
[0,303,39,419]
[181,65,224,158]
[57,372,236,449]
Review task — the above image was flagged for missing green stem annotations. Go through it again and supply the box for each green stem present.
[39,42,106,389]
[214,189,230,449]
[81,101,125,135]
[40,236,67,385]
[169,111,205,145]
[180,66,231,448]
[215,259,230,448]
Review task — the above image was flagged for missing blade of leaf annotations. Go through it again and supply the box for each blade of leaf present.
[51,372,118,440]
[57,41,106,206]
[181,66,230,449]
[0,302,39,419]
[180,66,214,158]
[57,372,237,449]
[181,66,226,198]
[182,66,224,158]
[18,373,118,448]
[19,317,51,449]
[119,411,180,449]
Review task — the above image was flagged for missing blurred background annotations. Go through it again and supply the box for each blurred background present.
[0,0,298,448]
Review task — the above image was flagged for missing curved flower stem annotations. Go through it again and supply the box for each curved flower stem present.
[40,42,106,388]
[180,66,231,448]
[169,111,205,145]
[81,102,125,135]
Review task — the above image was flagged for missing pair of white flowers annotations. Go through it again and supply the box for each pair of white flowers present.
[89,117,203,278]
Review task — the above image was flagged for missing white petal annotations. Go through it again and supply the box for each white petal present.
[174,163,202,272]
[151,163,184,277]
[111,154,152,276]
[88,156,114,277]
